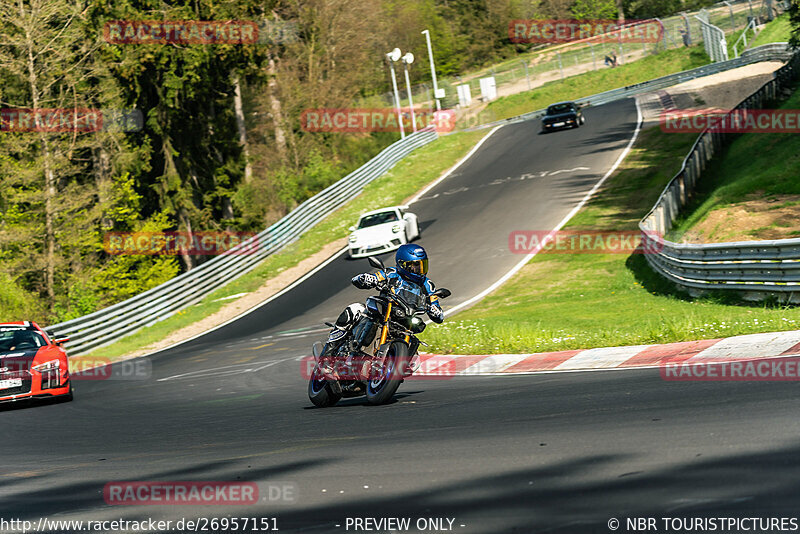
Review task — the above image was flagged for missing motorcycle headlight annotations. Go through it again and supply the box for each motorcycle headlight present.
[391,224,403,233]
[410,316,426,334]
[349,234,358,243]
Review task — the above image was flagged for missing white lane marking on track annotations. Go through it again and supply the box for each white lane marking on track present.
[407,125,503,205]
[554,345,651,370]
[445,98,643,317]
[157,356,297,382]
[415,167,591,201]
[548,166,590,176]
[459,354,530,375]
[277,327,329,338]
[689,331,800,361]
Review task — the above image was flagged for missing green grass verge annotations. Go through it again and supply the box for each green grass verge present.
[80,129,488,361]
[425,126,800,354]
[752,13,793,47]
[485,46,710,121]
[730,14,792,57]
[668,85,800,240]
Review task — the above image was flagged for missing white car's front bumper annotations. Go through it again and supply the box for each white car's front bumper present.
[348,237,404,258]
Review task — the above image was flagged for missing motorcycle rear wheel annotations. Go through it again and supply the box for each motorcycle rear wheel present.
[366,341,409,405]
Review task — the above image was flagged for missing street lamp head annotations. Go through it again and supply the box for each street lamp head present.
[402,52,414,64]
[387,48,402,62]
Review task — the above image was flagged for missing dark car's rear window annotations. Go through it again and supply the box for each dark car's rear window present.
[547,103,575,115]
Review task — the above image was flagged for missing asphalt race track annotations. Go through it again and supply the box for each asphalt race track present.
[8,99,800,533]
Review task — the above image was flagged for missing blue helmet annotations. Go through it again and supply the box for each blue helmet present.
[395,244,429,284]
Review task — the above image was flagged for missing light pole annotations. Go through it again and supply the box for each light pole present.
[421,29,441,110]
[386,48,405,138]
[401,52,416,132]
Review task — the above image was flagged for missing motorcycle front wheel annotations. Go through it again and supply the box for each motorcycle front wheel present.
[366,341,409,405]
[308,363,343,407]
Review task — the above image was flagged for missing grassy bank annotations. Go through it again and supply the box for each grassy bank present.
[668,86,800,241]
[82,129,488,361]
[729,13,792,57]
[426,126,800,354]
[485,46,710,121]
[752,13,793,47]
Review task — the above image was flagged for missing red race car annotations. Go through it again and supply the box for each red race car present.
[0,321,73,404]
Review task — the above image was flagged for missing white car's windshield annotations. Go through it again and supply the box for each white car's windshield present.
[357,211,399,229]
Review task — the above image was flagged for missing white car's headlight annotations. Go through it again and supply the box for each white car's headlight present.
[349,234,358,243]
[391,224,403,233]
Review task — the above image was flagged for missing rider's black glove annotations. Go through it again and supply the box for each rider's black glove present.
[352,273,378,289]
[427,303,444,324]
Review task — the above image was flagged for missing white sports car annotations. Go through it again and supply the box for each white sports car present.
[348,206,421,258]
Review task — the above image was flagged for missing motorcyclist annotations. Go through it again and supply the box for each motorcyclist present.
[319,244,444,375]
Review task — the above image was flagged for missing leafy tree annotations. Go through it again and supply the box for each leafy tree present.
[571,0,619,20]
[790,0,800,49]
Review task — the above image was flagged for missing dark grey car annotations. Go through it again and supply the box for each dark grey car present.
[541,101,585,132]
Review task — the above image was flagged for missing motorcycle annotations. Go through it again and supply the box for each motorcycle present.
[308,255,451,407]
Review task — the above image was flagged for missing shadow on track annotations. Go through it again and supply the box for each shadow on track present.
[7,442,800,533]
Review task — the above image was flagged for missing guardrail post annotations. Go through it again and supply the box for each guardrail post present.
[698,140,707,171]
[678,174,687,205]
[681,13,692,46]
[521,59,531,90]
[723,1,736,31]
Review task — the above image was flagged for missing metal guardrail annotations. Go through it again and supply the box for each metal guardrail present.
[48,127,438,355]
[697,9,729,62]
[733,18,758,57]
[640,46,800,299]
[461,43,794,132]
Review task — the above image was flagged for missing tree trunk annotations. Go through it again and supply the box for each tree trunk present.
[23,16,56,308]
[179,210,195,271]
[42,138,57,307]
[233,74,253,183]
[267,54,288,159]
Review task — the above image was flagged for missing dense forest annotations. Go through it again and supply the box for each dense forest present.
[0,0,723,323]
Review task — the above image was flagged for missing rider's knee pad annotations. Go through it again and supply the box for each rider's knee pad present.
[335,302,366,329]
